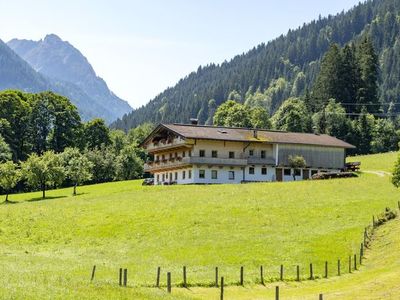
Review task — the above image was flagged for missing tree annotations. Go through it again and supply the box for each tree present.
[83,118,111,150]
[311,44,344,112]
[0,134,12,163]
[0,161,21,202]
[22,151,65,199]
[354,106,375,154]
[0,90,31,161]
[127,123,155,145]
[213,100,238,126]
[312,99,350,140]
[110,130,128,155]
[357,37,379,113]
[250,107,271,129]
[205,99,217,125]
[288,155,306,181]
[84,147,117,183]
[371,119,399,153]
[271,98,311,132]
[213,100,252,128]
[115,145,144,181]
[392,152,400,188]
[61,148,93,195]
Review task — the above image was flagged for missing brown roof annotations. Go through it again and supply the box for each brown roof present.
[145,123,355,149]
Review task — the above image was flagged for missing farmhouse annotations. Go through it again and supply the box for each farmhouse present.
[141,122,355,185]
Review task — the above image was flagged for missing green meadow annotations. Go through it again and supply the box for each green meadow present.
[0,152,398,299]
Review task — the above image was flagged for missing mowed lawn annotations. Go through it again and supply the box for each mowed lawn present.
[0,152,398,299]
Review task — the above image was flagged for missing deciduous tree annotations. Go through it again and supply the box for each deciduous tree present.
[0,161,21,202]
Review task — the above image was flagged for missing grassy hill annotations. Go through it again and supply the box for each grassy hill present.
[0,152,398,299]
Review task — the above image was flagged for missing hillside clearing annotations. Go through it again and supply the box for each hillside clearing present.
[0,152,398,299]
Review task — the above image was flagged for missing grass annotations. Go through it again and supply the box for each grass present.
[0,152,398,299]
[347,151,397,173]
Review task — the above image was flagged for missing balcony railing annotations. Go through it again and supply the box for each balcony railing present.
[144,155,276,172]
[146,138,189,152]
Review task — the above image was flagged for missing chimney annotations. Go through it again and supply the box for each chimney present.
[190,118,198,125]
[253,129,258,138]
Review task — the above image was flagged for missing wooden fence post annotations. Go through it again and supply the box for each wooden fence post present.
[240,266,244,286]
[360,243,364,261]
[354,254,357,270]
[296,265,300,281]
[338,259,341,276]
[119,268,122,286]
[260,265,264,285]
[167,272,171,293]
[123,269,127,287]
[324,261,328,278]
[220,277,224,300]
[91,265,96,281]
[280,265,284,281]
[319,294,323,300]
[183,266,187,288]
[215,267,219,287]
[156,267,161,288]
[349,256,352,273]
[275,286,280,300]
[310,263,314,280]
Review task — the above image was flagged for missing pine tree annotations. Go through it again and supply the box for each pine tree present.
[356,37,379,113]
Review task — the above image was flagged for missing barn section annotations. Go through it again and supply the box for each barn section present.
[141,123,355,184]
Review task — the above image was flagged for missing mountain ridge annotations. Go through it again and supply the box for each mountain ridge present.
[3,34,132,123]
[111,0,400,131]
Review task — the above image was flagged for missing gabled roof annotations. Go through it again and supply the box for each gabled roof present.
[142,123,356,149]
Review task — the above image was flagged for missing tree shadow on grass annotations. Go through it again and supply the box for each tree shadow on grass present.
[0,200,19,205]
[26,195,67,203]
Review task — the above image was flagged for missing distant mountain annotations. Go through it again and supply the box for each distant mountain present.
[111,0,400,131]
[0,39,48,91]
[6,34,132,122]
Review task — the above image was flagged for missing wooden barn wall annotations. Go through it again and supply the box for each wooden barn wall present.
[278,144,345,169]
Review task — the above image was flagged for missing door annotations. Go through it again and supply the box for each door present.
[303,169,310,180]
[276,168,283,182]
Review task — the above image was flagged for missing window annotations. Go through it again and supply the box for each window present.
[175,172,178,180]
[199,150,205,157]
[294,169,301,176]
[166,173,168,179]
[229,171,235,180]
[189,151,192,157]
[182,151,186,157]
[261,150,266,159]
[249,149,254,156]
[311,170,318,176]
[199,169,205,179]
[161,154,165,160]
[175,152,178,158]
[182,171,186,179]
[229,151,235,159]
[169,153,173,159]
[249,167,255,175]
[162,174,165,181]
[284,169,291,176]
[188,170,192,179]
[156,174,160,182]
[211,170,218,179]
[261,167,267,175]
[212,150,218,158]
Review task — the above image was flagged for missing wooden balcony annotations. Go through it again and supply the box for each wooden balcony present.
[146,138,192,153]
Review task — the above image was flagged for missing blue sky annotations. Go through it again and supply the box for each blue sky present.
[0,0,361,108]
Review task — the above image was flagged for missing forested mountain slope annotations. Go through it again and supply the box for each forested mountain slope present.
[112,0,400,130]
